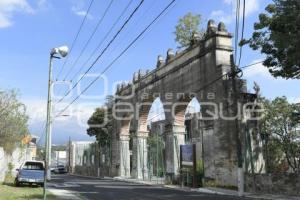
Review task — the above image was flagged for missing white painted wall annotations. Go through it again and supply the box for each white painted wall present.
[0,147,31,182]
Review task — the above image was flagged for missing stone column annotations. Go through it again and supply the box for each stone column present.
[132,131,149,180]
[119,135,130,178]
[165,124,185,181]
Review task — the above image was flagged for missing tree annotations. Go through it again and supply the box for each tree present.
[87,96,115,173]
[246,0,300,79]
[0,89,29,154]
[86,96,114,147]
[174,12,205,49]
[87,108,110,146]
[261,97,300,173]
[36,146,45,161]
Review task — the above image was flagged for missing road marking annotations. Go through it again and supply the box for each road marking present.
[76,192,99,194]
[48,189,84,200]
[50,183,81,188]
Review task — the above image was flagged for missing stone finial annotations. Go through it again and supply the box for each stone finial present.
[116,84,121,93]
[207,19,217,34]
[253,81,260,96]
[138,69,146,79]
[191,32,201,45]
[133,72,139,83]
[121,82,126,90]
[156,55,165,68]
[166,48,175,63]
[193,32,201,41]
[218,22,227,32]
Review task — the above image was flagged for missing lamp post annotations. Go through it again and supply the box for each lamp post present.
[43,46,68,200]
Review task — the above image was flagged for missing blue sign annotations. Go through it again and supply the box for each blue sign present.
[181,144,194,166]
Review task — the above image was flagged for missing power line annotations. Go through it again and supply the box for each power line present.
[238,0,246,67]
[234,0,241,65]
[241,61,263,69]
[55,0,176,117]
[60,0,115,83]
[66,0,135,85]
[195,61,264,94]
[147,111,165,122]
[56,0,95,80]
[55,0,145,106]
[107,0,160,56]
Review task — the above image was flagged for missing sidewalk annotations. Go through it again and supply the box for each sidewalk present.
[113,176,300,200]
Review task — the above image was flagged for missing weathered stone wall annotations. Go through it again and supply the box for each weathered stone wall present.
[74,166,98,177]
[110,19,265,187]
[245,173,300,196]
[70,141,111,177]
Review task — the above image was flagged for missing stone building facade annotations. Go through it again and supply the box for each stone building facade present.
[110,20,265,186]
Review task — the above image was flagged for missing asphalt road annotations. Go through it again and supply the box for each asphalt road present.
[49,174,251,200]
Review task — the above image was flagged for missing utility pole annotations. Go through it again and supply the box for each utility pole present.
[68,136,71,174]
[230,54,244,196]
[156,129,159,184]
[43,53,53,200]
[43,46,68,200]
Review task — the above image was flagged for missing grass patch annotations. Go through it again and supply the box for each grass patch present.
[0,177,58,200]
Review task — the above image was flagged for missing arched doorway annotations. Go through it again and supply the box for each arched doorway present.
[147,98,166,182]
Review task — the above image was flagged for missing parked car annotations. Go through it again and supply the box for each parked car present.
[50,167,56,173]
[54,165,67,174]
[15,160,44,187]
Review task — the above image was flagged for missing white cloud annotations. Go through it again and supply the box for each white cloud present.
[72,9,93,19]
[288,97,300,104]
[23,97,99,143]
[211,10,233,24]
[37,0,46,7]
[23,97,97,126]
[244,0,260,16]
[0,0,34,28]
[70,0,93,19]
[243,59,273,79]
[23,98,47,124]
[210,0,260,25]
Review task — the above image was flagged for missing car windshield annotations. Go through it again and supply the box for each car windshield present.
[22,162,44,170]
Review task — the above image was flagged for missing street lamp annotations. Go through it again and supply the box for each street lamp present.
[43,46,68,200]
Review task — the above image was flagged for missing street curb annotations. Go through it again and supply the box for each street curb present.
[69,173,113,180]
[112,177,237,196]
[112,177,298,200]
[68,175,298,200]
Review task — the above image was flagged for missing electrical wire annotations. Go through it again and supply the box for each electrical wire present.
[238,0,246,67]
[55,0,145,106]
[66,0,135,85]
[56,0,95,80]
[61,0,115,83]
[194,61,264,94]
[234,0,241,65]
[55,0,176,117]
[241,61,263,69]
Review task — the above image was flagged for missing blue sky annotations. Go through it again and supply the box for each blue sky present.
[0,0,299,144]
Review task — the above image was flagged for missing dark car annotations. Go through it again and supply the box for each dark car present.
[54,165,67,174]
[15,161,44,187]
